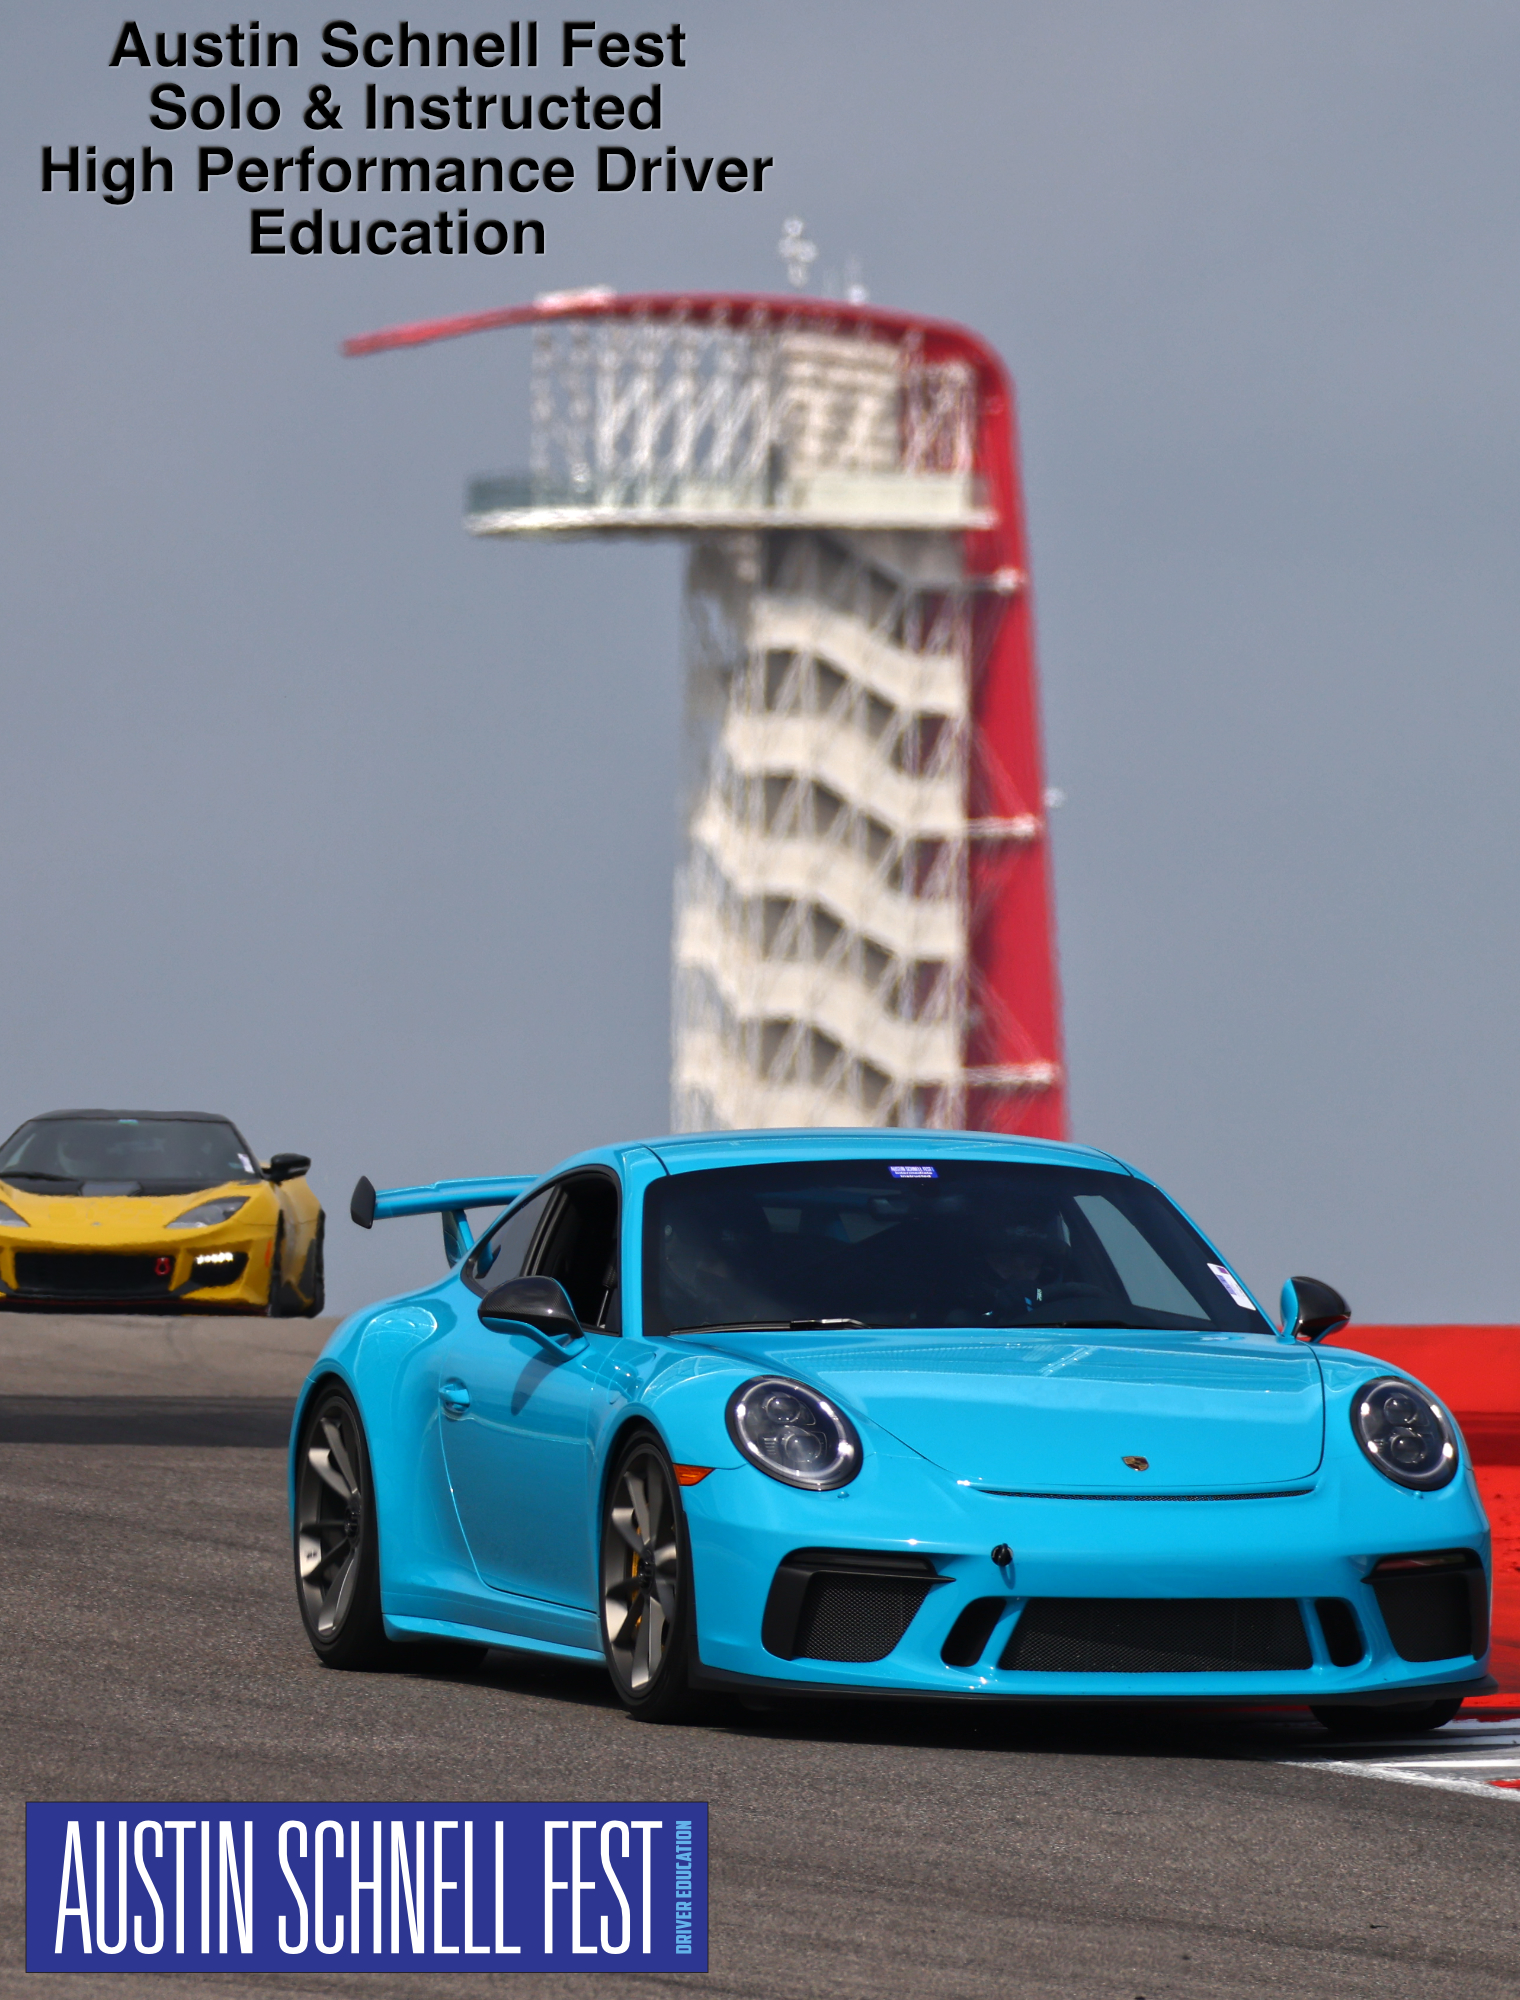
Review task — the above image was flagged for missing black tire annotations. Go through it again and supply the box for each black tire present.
[266,1221,294,1318]
[1311,1698,1463,1737]
[293,1386,390,1669]
[599,1430,694,1723]
[301,1214,326,1318]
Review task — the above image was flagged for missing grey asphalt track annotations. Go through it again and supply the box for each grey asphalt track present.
[2,1316,1518,1999]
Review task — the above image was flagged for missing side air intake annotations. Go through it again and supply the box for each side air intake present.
[762,1548,946,1663]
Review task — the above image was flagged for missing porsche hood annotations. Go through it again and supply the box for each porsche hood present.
[700,1331,1325,1490]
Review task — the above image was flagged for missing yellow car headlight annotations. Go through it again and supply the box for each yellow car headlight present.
[0,1198,28,1228]
[166,1196,250,1230]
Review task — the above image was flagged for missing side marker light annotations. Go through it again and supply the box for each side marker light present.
[673,1464,713,1486]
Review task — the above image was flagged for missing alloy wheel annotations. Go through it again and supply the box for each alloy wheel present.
[602,1444,682,1694]
[296,1397,366,1642]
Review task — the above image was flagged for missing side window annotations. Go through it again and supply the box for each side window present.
[464,1189,553,1296]
[530,1174,621,1332]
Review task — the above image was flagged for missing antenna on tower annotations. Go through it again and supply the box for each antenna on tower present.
[778,218,817,290]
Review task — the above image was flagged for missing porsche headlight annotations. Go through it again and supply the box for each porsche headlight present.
[166,1196,250,1230]
[0,1198,28,1228]
[726,1376,862,1491]
[1352,1377,1459,1491]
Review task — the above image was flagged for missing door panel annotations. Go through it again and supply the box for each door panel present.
[437,1323,598,1605]
[438,1178,616,1607]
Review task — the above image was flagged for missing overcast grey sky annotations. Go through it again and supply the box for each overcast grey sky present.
[4,1,1519,1317]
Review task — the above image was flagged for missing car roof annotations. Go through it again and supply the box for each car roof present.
[26,1110,240,1123]
[578,1129,1134,1177]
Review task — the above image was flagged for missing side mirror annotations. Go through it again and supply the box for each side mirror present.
[266,1152,311,1185]
[1280,1275,1351,1344]
[478,1275,587,1354]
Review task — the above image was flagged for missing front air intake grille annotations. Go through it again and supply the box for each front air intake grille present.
[762,1548,945,1663]
[1370,1552,1487,1663]
[12,1252,174,1300]
[793,1575,933,1663]
[998,1597,1312,1674]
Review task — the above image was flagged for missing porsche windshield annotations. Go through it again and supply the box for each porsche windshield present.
[643,1160,1271,1336]
[0,1117,260,1192]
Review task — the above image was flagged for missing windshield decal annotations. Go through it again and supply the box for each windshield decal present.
[1208,1263,1255,1311]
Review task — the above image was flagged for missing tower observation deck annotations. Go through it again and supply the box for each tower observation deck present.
[346,291,1066,1136]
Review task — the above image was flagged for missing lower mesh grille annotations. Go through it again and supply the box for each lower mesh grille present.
[12,1252,174,1299]
[999,1597,1312,1674]
[793,1575,933,1663]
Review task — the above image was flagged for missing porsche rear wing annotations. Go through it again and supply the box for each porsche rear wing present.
[350,1174,534,1266]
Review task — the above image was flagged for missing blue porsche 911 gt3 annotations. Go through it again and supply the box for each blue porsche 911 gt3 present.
[291,1131,1493,1730]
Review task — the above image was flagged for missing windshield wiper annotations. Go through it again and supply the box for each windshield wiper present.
[670,1317,865,1336]
[0,1170,76,1183]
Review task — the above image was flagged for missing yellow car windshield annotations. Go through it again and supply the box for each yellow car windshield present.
[0,1116,261,1194]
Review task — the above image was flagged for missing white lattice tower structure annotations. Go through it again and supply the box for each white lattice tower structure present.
[675,523,979,1129]
[347,293,1067,1138]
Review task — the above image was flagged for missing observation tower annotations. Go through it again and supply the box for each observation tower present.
[347,289,1066,1137]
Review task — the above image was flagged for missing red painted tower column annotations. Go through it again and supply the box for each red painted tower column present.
[962,349,1066,1137]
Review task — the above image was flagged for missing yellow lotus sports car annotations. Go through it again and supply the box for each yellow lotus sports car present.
[0,1109,323,1315]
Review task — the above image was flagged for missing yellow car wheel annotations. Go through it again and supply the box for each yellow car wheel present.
[267,1220,294,1318]
[300,1215,326,1318]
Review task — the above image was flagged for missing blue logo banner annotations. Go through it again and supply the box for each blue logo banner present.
[27,1804,707,1972]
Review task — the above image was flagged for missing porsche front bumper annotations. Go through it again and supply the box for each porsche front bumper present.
[681,1443,1494,1705]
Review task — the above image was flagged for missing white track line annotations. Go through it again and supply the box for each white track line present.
[1287,1719,1520,1800]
